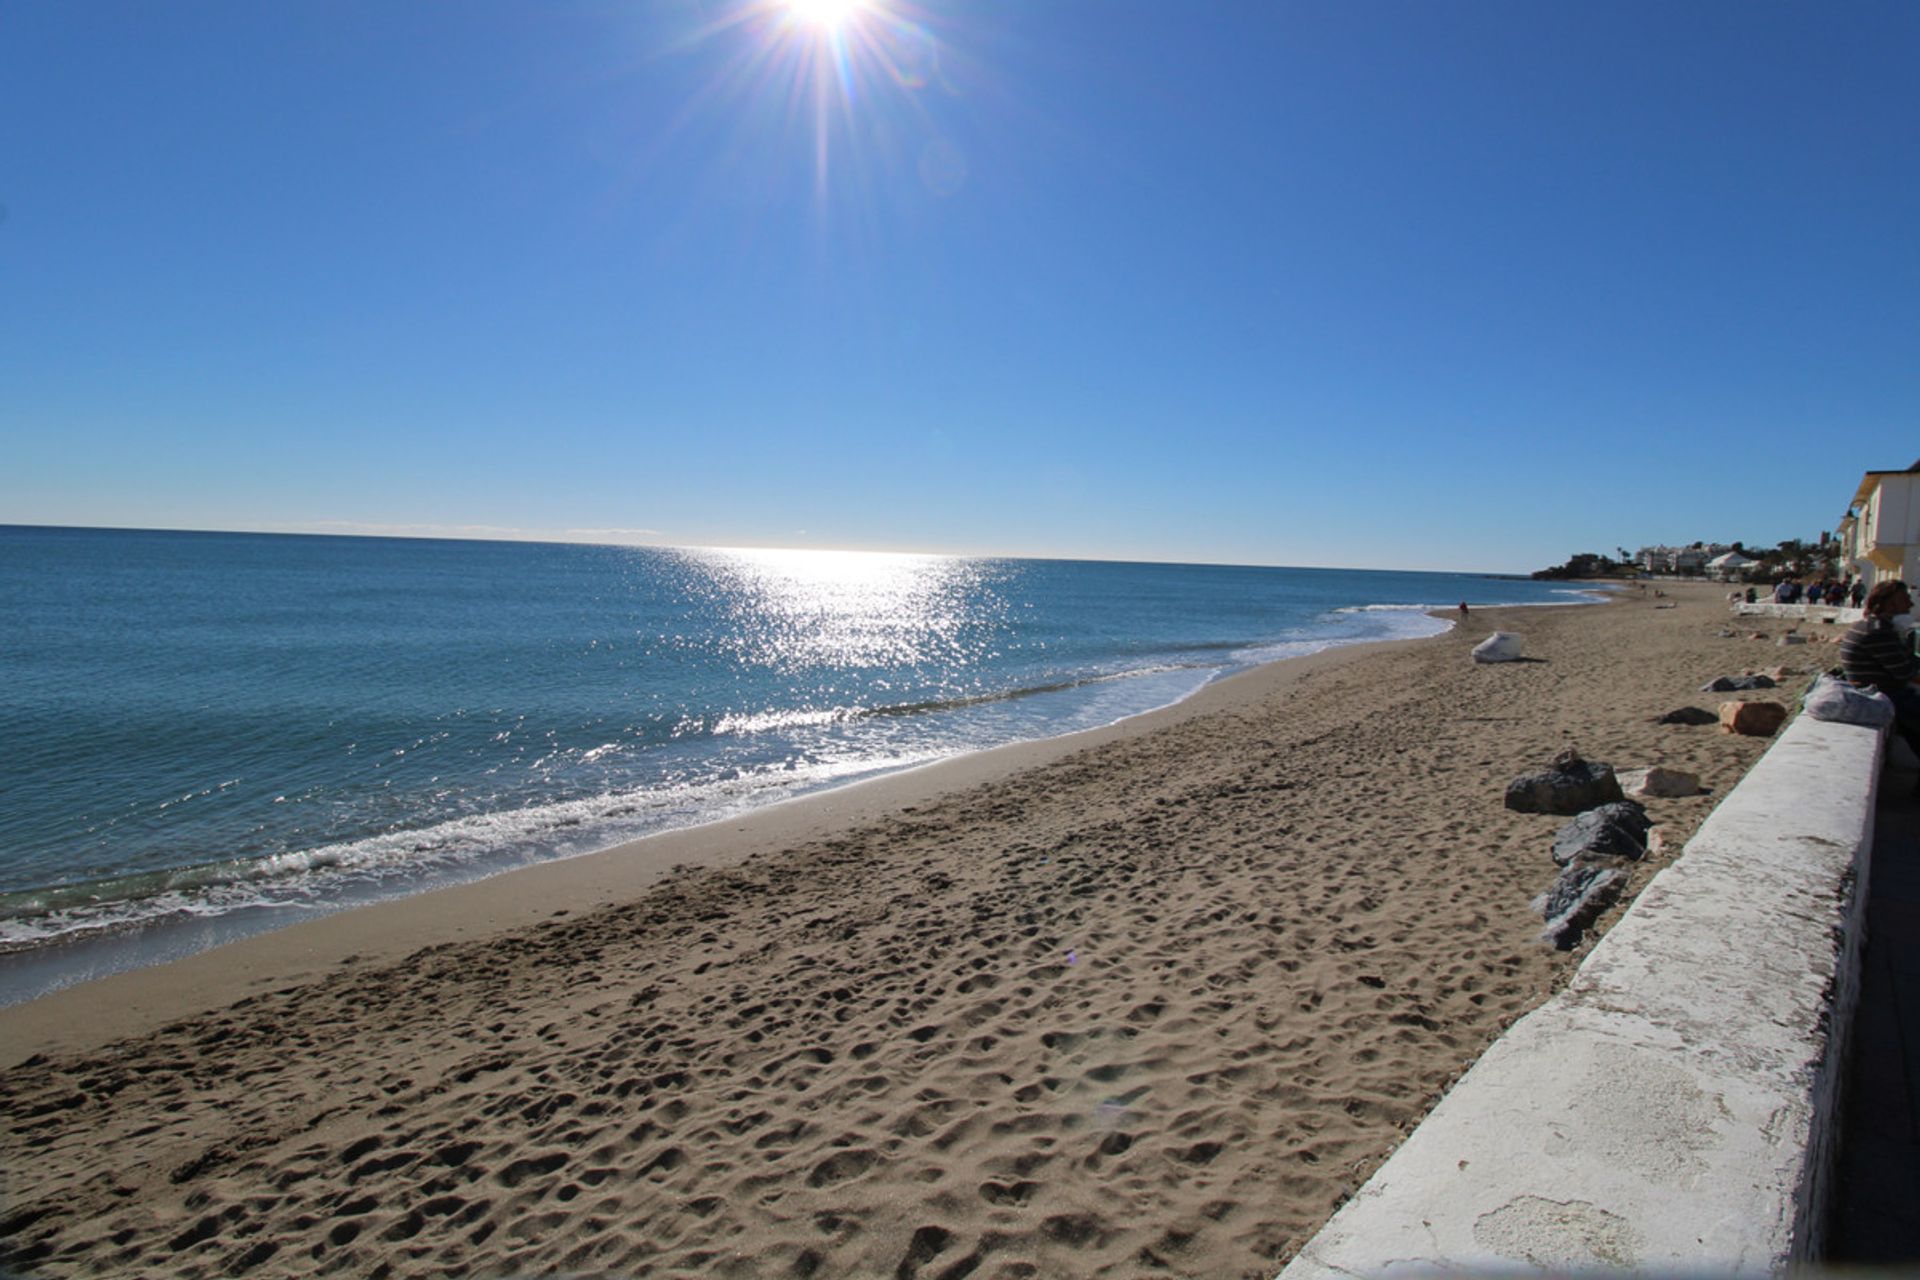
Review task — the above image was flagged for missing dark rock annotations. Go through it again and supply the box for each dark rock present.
[1699,675,1776,693]
[1655,706,1718,726]
[1503,749,1624,815]
[1533,865,1629,951]
[1551,800,1651,866]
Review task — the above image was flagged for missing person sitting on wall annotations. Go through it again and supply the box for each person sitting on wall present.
[1841,580,1920,793]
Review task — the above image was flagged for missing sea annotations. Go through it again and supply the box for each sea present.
[0,526,1596,1004]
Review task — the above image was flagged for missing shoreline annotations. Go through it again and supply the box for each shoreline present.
[2,581,1796,1279]
[0,590,1609,1018]
[0,628,1435,1067]
[5,532,1590,986]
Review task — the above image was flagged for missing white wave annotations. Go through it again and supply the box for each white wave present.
[0,749,945,950]
[708,707,856,736]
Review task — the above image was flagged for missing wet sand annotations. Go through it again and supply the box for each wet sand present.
[0,581,1822,1279]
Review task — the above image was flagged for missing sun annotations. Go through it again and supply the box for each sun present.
[784,0,867,31]
[674,0,948,202]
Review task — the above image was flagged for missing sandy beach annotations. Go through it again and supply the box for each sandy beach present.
[0,581,1827,1279]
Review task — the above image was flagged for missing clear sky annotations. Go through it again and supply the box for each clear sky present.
[3,1,1915,573]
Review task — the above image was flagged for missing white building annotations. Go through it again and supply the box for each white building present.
[1634,543,1734,575]
[1839,462,1920,588]
[1706,550,1758,580]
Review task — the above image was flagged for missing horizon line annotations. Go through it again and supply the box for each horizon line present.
[0,520,1536,579]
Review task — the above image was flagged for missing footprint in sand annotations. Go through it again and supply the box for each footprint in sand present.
[806,1147,879,1187]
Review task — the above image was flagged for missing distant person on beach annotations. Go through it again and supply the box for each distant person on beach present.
[1458,601,1469,619]
[1841,580,1920,788]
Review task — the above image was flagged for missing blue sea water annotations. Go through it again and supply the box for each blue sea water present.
[0,526,1592,1001]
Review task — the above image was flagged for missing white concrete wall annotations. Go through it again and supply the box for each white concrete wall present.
[1731,602,1860,625]
[1278,711,1884,1277]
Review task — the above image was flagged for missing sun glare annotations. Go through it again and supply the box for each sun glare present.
[669,0,955,207]
[785,0,865,31]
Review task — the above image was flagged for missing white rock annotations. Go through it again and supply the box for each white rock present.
[1472,632,1525,664]
[1618,766,1702,799]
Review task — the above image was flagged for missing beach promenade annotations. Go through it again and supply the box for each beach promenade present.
[0,583,1822,1278]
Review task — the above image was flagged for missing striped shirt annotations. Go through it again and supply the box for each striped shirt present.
[1840,617,1918,694]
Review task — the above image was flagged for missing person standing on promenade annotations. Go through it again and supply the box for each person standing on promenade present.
[1841,580,1920,792]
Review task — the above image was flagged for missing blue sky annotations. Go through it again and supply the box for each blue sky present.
[3,1,1915,572]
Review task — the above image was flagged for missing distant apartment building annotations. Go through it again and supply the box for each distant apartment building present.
[1634,543,1733,574]
[1838,462,1920,588]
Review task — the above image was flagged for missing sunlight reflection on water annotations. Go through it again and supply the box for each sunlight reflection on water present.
[674,546,1005,674]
